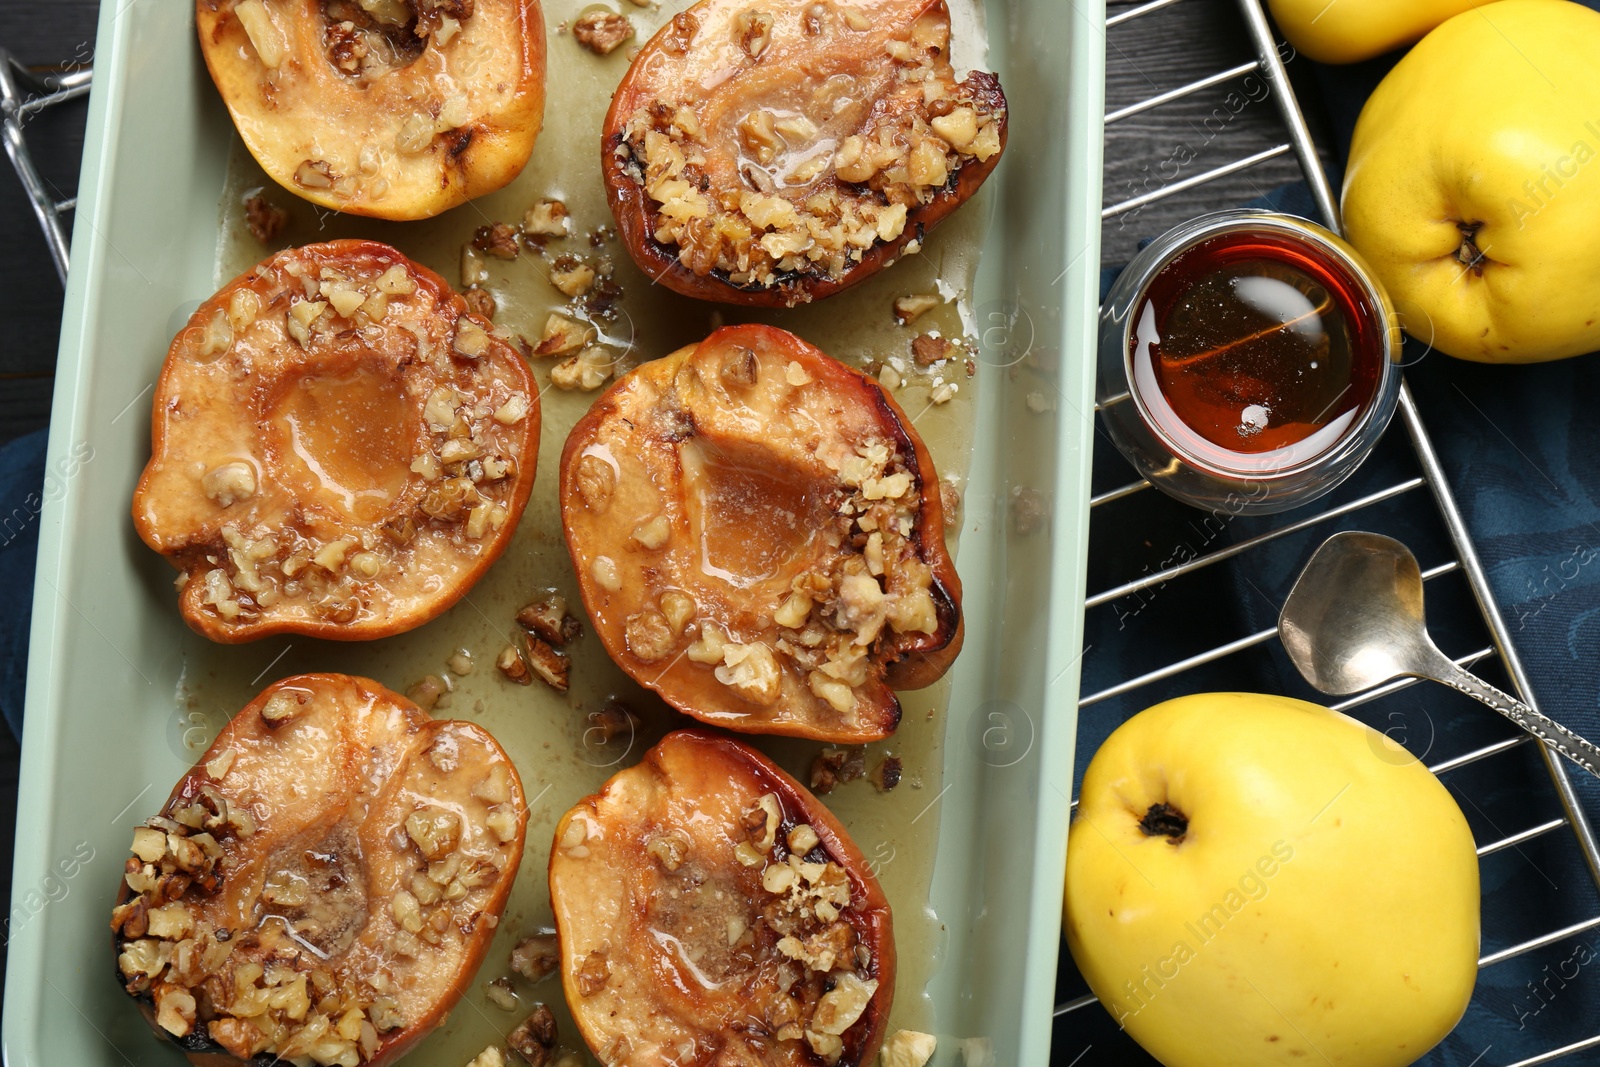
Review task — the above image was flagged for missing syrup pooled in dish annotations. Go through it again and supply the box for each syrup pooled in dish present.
[548,730,895,1067]
[111,673,528,1067]
[196,0,547,220]
[601,0,1007,306]
[133,240,540,643]
[559,324,962,743]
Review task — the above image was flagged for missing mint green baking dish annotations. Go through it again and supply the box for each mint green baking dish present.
[3,1,1102,1063]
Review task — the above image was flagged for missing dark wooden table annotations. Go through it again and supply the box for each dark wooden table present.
[0,0,1333,1047]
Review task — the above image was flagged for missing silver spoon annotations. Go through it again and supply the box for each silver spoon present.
[1279,530,1600,779]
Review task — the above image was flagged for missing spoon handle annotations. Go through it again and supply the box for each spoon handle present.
[1434,660,1600,779]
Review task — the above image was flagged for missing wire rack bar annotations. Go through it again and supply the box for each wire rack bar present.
[1430,735,1530,777]
[1480,916,1600,968]
[1505,1035,1600,1067]
[1332,647,1494,713]
[1102,142,1292,219]
[1105,0,1189,28]
[1078,561,1461,708]
[1084,477,1425,607]
[1088,479,1147,508]
[1106,60,1260,124]
[1477,818,1568,858]
[1095,390,1131,412]
[1056,909,1600,1020]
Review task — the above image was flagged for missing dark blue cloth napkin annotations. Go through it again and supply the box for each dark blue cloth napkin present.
[1057,14,1600,1066]
[0,428,45,740]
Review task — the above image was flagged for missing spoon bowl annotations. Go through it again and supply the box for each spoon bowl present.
[1280,531,1600,778]
[1279,531,1433,695]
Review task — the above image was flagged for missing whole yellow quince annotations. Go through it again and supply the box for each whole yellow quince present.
[1267,0,1489,63]
[1063,693,1479,1067]
[1343,0,1600,363]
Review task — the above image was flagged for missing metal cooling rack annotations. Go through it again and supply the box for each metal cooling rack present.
[1,47,91,283]
[1053,0,1600,1063]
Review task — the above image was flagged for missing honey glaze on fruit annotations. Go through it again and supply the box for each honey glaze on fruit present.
[1130,230,1384,470]
[548,731,894,1066]
[559,326,963,744]
[111,675,528,1066]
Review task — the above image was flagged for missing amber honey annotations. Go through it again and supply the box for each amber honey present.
[1129,229,1385,470]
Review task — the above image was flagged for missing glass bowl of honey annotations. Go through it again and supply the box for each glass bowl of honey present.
[1099,210,1403,514]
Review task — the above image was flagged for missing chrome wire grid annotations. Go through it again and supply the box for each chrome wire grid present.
[1054,0,1600,1063]
[1,47,91,284]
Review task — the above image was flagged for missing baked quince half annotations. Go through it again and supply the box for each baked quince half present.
[602,0,1007,306]
[133,240,539,643]
[560,324,962,743]
[549,730,895,1066]
[111,673,529,1067]
[196,0,546,220]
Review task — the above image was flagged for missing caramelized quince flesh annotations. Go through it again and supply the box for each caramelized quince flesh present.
[111,673,529,1067]
[133,239,540,643]
[560,324,962,743]
[549,729,894,1067]
[196,0,546,220]
[603,0,1007,305]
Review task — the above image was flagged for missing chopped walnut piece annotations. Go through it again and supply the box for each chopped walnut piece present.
[550,256,598,297]
[408,674,451,709]
[463,286,497,320]
[870,756,902,792]
[645,828,691,871]
[463,244,489,287]
[474,222,522,260]
[523,198,571,239]
[519,632,571,692]
[487,976,520,1011]
[516,595,582,646]
[736,8,774,57]
[939,476,961,528]
[512,933,561,981]
[812,973,879,1037]
[244,194,288,242]
[881,1030,938,1067]
[659,10,699,52]
[406,806,463,859]
[260,688,309,726]
[575,946,611,995]
[809,745,866,794]
[509,1004,559,1065]
[496,643,533,685]
[534,313,594,357]
[911,332,957,366]
[893,293,940,325]
[466,1047,508,1067]
[294,158,335,189]
[551,346,614,391]
[574,9,634,54]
